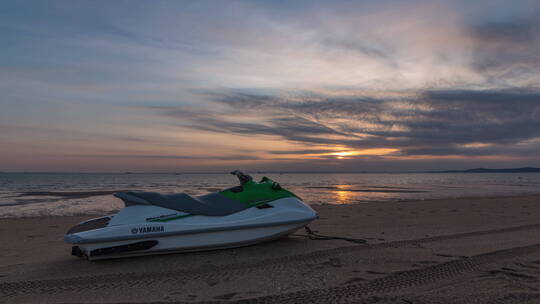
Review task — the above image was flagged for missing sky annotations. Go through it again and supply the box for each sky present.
[1,0,540,172]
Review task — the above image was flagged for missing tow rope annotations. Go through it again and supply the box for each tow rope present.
[301,226,367,244]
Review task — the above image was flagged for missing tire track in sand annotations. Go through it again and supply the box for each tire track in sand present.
[53,242,540,304]
[2,223,540,300]
[216,243,540,304]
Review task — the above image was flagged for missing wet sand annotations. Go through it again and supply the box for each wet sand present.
[2,195,540,303]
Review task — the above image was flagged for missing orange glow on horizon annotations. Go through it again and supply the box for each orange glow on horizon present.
[329,148,399,159]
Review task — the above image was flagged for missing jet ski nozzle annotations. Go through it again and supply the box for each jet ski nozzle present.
[71,246,84,257]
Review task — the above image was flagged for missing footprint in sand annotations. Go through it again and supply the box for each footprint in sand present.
[433,253,467,258]
[165,292,197,301]
[417,260,439,265]
[205,278,219,286]
[366,270,386,275]
[213,292,238,300]
[322,258,342,267]
[515,262,538,269]
[27,234,44,238]
[487,269,538,280]
[344,277,366,284]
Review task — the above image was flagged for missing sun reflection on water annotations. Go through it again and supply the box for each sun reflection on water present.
[333,184,355,204]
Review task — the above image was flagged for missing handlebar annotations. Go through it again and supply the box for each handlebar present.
[230,170,253,185]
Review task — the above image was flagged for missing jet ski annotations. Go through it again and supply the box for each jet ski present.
[65,171,318,260]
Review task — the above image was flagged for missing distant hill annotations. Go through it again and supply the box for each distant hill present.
[428,167,540,173]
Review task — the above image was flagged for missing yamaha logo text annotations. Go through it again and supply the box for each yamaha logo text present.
[131,226,165,234]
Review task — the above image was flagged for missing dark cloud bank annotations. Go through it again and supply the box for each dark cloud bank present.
[153,87,540,166]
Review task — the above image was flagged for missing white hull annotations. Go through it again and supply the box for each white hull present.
[82,222,306,260]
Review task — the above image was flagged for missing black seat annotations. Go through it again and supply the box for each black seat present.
[114,191,249,216]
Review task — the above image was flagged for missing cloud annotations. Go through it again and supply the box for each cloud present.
[467,16,540,84]
[268,149,339,155]
[61,154,264,161]
[148,87,540,159]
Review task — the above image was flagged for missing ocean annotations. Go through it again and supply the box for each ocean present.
[1,172,539,218]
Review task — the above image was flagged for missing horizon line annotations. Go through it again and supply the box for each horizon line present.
[1,166,539,175]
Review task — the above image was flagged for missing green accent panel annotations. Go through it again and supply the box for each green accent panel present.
[220,176,300,206]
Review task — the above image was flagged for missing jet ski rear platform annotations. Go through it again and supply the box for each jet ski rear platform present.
[65,171,318,260]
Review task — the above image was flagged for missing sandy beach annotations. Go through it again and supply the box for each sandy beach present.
[4,0,540,302]
[2,195,540,303]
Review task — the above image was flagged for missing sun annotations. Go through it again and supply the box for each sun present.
[331,151,354,159]
[333,151,355,158]
[328,148,399,159]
